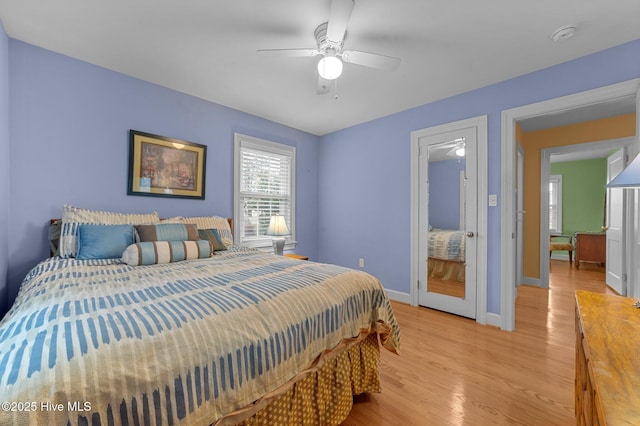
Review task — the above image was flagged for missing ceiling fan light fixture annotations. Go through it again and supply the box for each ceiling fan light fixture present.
[317,55,343,80]
[455,147,465,157]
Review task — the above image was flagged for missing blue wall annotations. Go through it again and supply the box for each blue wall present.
[5,40,319,315]
[318,39,640,314]
[0,22,9,315]
[3,34,640,320]
[429,159,465,230]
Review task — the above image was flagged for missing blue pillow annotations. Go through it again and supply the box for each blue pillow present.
[76,224,135,260]
[198,228,227,251]
[135,223,199,242]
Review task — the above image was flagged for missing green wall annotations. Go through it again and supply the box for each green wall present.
[550,157,607,237]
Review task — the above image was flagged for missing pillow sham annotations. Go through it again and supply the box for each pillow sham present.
[135,223,199,242]
[49,220,62,257]
[179,215,233,247]
[121,240,211,266]
[198,228,227,251]
[59,205,159,258]
[76,224,135,260]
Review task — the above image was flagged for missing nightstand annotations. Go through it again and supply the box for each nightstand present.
[284,253,309,261]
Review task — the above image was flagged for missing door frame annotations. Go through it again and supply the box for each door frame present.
[410,115,488,324]
[516,144,524,287]
[539,137,635,289]
[501,78,640,331]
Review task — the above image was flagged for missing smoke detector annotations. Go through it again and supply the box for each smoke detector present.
[551,26,576,42]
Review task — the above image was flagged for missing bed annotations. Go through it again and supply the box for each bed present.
[0,206,400,426]
[427,228,465,283]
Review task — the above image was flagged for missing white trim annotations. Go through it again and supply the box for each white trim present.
[459,170,466,229]
[233,133,296,249]
[485,312,501,328]
[632,88,640,299]
[550,253,571,261]
[516,144,525,287]
[501,78,640,331]
[548,174,563,236]
[410,115,488,324]
[521,276,541,287]
[385,289,412,305]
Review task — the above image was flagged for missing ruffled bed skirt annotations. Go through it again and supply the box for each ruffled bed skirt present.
[216,333,381,425]
[428,258,465,282]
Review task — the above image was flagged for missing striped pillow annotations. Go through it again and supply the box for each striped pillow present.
[59,205,159,258]
[121,240,212,266]
[179,216,233,247]
[135,223,199,242]
[198,229,227,251]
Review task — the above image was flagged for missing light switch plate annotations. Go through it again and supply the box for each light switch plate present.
[489,194,498,206]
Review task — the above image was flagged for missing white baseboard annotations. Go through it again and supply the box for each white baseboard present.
[550,253,571,261]
[385,289,412,304]
[486,312,501,328]
[385,289,502,330]
[521,276,541,287]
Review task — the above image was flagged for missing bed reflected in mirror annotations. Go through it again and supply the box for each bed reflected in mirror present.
[426,138,467,299]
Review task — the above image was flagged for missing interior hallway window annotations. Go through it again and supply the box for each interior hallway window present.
[549,174,563,234]
[234,133,296,249]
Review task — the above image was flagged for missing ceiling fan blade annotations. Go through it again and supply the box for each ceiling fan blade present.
[326,0,355,43]
[257,48,321,58]
[317,76,331,95]
[341,50,400,71]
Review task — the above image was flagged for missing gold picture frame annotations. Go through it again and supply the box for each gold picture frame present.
[128,130,206,199]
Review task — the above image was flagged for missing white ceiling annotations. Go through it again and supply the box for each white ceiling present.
[0,0,639,136]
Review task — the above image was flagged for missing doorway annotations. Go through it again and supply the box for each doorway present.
[501,78,640,331]
[410,116,488,322]
[539,138,634,290]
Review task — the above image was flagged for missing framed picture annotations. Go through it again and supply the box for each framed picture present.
[128,130,206,199]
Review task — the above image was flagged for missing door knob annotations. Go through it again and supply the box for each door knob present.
[467,231,475,238]
[601,226,609,231]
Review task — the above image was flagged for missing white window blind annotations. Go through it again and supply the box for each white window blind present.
[549,174,563,234]
[234,134,296,248]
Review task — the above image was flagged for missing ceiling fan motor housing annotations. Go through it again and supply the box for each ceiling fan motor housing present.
[315,22,345,53]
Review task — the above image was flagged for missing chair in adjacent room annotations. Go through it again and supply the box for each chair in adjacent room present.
[549,234,574,264]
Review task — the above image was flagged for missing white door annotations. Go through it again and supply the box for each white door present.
[418,126,477,318]
[606,149,626,295]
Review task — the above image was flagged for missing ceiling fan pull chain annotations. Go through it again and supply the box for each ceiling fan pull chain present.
[334,78,339,100]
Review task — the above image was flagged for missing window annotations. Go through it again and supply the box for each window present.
[234,133,296,249]
[549,174,562,234]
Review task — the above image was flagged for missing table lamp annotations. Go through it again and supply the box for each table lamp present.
[605,152,640,189]
[265,215,290,255]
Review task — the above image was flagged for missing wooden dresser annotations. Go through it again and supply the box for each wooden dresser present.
[575,291,640,425]
[574,232,606,269]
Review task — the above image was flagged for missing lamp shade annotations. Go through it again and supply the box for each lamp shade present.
[317,55,343,80]
[265,215,291,236]
[606,152,640,188]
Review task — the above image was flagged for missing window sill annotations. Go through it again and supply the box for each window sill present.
[237,240,298,251]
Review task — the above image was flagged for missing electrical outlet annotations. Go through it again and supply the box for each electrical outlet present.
[359,258,365,268]
[488,194,498,207]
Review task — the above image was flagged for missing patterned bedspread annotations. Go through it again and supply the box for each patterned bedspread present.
[0,247,400,426]
[428,229,466,262]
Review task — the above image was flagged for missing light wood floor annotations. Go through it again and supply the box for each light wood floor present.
[342,260,614,425]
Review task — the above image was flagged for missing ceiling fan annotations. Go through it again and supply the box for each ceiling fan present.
[257,0,401,95]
